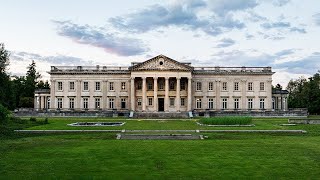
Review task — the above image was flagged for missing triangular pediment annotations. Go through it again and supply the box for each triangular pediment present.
[129,55,193,71]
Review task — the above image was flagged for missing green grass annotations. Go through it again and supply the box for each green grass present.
[1,117,320,179]
[199,116,253,125]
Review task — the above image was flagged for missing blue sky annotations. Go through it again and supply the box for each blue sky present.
[1,0,320,87]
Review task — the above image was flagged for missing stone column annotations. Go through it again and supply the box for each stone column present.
[241,80,246,110]
[102,80,108,110]
[50,80,55,110]
[165,77,169,112]
[187,77,192,111]
[215,80,220,110]
[77,80,81,110]
[142,77,146,111]
[176,77,180,112]
[130,77,135,111]
[153,77,158,112]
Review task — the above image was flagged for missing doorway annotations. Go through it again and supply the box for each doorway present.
[158,98,164,112]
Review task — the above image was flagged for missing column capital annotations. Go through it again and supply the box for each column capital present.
[153,77,158,80]
[103,80,108,82]
[176,77,181,80]
[165,77,170,80]
[131,77,135,80]
[142,77,146,80]
[188,77,192,80]
[51,80,56,83]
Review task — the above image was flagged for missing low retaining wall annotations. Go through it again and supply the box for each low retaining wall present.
[14,110,129,117]
[288,119,320,124]
[194,110,308,118]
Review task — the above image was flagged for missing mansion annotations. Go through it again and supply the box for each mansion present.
[34,55,289,116]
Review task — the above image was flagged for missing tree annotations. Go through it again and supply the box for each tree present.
[0,43,10,74]
[37,80,50,89]
[22,60,41,99]
[0,43,14,109]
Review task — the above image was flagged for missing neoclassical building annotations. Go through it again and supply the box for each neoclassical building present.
[34,55,288,116]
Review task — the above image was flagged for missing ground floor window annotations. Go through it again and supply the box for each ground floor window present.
[137,98,142,106]
[181,98,185,106]
[208,98,214,109]
[47,97,50,109]
[83,98,88,109]
[260,98,265,109]
[121,98,126,109]
[57,98,62,109]
[234,98,239,109]
[222,98,227,109]
[69,98,75,109]
[95,98,101,109]
[196,98,202,109]
[248,98,253,110]
[109,98,114,109]
[148,97,153,106]
[170,98,175,106]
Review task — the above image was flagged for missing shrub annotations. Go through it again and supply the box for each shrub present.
[44,117,49,124]
[199,116,252,125]
[0,103,10,123]
[29,117,37,122]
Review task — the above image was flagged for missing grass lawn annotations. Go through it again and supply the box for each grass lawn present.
[1,117,320,179]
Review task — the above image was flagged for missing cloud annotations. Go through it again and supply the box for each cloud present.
[261,22,291,29]
[52,20,149,56]
[271,0,290,6]
[207,0,258,16]
[216,38,235,48]
[313,13,320,26]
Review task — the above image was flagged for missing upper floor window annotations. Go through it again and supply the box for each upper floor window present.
[57,82,63,91]
[248,82,253,91]
[137,81,142,90]
[208,82,214,91]
[169,80,175,90]
[83,82,89,91]
[95,82,101,91]
[260,82,265,91]
[159,80,164,90]
[180,80,186,90]
[109,82,114,91]
[222,82,227,91]
[148,81,153,90]
[196,82,202,91]
[121,82,126,90]
[234,82,239,91]
[69,82,75,91]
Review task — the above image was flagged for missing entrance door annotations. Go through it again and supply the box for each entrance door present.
[158,98,164,112]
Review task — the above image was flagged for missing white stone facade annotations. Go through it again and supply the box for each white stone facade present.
[35,55,275,112]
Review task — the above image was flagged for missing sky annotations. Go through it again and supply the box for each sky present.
[1,0,320,87]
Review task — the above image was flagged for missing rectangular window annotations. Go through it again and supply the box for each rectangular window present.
[148,97,153,106]
[196,82,202,91]
[57,98,62,109]
[95,98,101,109]
[83,82,89,91]
[234,98,239,109]
[248,82,253,91]
[222,82,227,91]
[170,98,175,106]
[234,82,239,91]
[69,82,75,91]
[260,82,265,91]
[159,80,164,90]
[137,98,142,106]
[196,98,202,109]
[109,82,114,91]
[260,98,265,109]
[121,82,126,90]
[137,81,142,90]
[180,80,186,90]
[169,80,175,90]
[95,82,101,91]
[121,98,126,109]
[181,98,185,106]
[109,98,114,109]
[208,98,214,109]
[248,98,253,110]
[148,81,153,90]
[58,82,63,91]
[83,98,88,109]
[222,98,228,109]
[69,98,74,109]
[208,82,214,91]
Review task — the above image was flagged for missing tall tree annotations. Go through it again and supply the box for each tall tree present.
[0,43,13,109]
[0,43,10,74]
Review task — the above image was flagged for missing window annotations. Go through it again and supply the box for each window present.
[196,98,202,109]
[260,82,265,91]
[69,82,75,91]
[95,98,101,109]
[57,98,62,109]
[121,98,126,109]
[260,98,265,109]
[196,82,202,91]
[208,98,214,109]
[222,82,227,91]
[83,82,89,91]
[109,98,114,109]
[181,98,185,106]
[170,98,175,106]
[121,82,126,90]
[148,97,153,106]
[58,82,63,91]
[95,82,101,91]
[148,81,153,90]
[69,98,74,109]
[137,81,142,90]
[159,80,164,90]
[208,82,214,91]
[180,80,186,90]
[248,82,253,91]
[234,98,239,109]
[137,98,142,106]
[222,98,228,109]
[83,98,88,109]
[234,82,239,91]
[169,80,175,90]
[109,82,114,91]
[47,97,50,109]
[248,98,253,110]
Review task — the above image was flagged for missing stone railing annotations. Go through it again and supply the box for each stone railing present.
[50,65,129,72]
